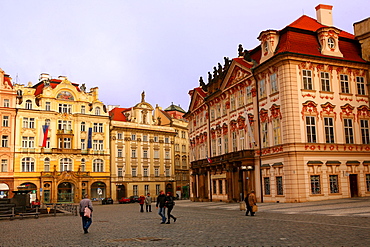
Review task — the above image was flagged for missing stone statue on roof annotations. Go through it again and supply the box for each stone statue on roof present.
[213,67,218,78]
[80,83,86,92]
[199,76,206,88]
[208,72,212,83]
[238,44,244,57]
[218,63,223,75]
[224,57,231,67]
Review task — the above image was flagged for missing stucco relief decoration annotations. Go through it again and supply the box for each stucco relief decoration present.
[202,132,208,142]
[271,96,279,102]
[230,120,238,132]
[269,104,282,121]
[247,114,254,127]
[225,100,230,109]
[210,128,216,139]
[320,94,334,100]
[216,125,222,137]
[226,67,241,88]
[272,146,283,153]
[357,105,370,120]
[195,136,200,145]
[340,104,355,121]
[353,69,365,77]
[222,123,228,135]
[259,109,269,123]
[251,87,257,98]
[298,61,314,71]
[320,102,336,120]
[301,101,318,120]
[57,91,74,101]
[237,115,245,129]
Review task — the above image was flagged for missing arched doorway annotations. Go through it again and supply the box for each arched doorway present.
[0,183,9,198]
[91,182,106,200]
[116,184,126,200]
[57,182,74,203]
[166,183,173,194]
[18,182,37,202]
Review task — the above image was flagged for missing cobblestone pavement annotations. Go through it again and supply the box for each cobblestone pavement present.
[0,197,369,247]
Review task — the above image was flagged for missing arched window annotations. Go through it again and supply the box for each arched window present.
[60,158,72,171]
[93,159,104,172]
[22,157,35,172]
[81,122,86,132]
[95,107,101,115]
[81,158,85,172]
[44,157,50,172]
[25,100,32,110]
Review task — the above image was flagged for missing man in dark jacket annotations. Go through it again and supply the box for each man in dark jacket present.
[156,190,166,224]
[165,192,177,224]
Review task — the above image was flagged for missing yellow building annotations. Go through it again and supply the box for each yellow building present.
[0,70,16,198]
[186,5,370,203]
[109,92,177,200]
[13,74,110,203]
[161,103,190,199]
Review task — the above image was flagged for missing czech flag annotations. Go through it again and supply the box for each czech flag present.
[206,156,212,164]
[41,125,49,147]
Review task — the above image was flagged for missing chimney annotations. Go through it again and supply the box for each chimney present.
[315,4,333,26]
[39,73,50,82]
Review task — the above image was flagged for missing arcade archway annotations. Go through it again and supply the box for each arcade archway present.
[57,182,75,203]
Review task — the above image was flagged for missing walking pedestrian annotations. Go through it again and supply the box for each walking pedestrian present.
[139,195,145,212]
[156,190,166,224]
[244,190,257,216]
[145,193,152,212]
[79,194,93,233]
[165,192,177,224]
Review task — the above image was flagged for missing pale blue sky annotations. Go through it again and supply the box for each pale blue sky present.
[1,1,368,111]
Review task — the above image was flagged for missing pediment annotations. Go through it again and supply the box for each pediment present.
[221,61,252,91]
[188,88,206,113]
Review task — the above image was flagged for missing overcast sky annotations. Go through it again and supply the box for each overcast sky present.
[1,1,368,112]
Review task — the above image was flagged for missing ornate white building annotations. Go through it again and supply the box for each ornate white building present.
[185,5,370,203]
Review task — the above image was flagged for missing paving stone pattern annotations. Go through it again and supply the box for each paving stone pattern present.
[0,197,369,247]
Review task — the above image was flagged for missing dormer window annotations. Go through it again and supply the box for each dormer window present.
[258,30,279,64]
[317,27,343,57]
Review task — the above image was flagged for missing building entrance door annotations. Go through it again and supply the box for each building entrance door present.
[349,174,358,197]
[57,182,74,203]
[116,185,126,200]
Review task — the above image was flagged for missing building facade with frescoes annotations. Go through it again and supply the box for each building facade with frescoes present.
[185,5,370,203]
[12,74,110,203]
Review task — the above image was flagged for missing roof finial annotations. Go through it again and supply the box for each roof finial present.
[141,91,145,102]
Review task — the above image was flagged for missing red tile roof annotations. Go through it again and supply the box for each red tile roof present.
[287,15,354,39]
[248,15,365,64]
[109,107,131,121]
[33,79,81,96]
[4,75,13,88]
[233,58,253,69]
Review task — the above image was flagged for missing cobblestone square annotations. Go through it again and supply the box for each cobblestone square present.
[0,198,369,247]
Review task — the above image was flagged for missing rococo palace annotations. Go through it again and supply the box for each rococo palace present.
[185,5,370,203]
